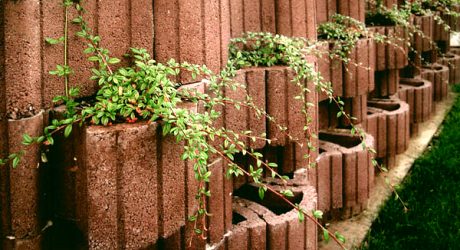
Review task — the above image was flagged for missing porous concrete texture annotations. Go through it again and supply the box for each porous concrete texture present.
[412,14,434,53]
[439,52,460,84]
[317,0,366,24]
[319,91,456,250]
[313,129,375,220]
[421,63,449,102]
[369,26,409,71]
[229,0,317,39]
[366,98,410,168]
[1,111,44,249]
[398,77,433,134]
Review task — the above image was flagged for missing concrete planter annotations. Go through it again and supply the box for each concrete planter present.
[421,63,449,103]
[412,14,434,53]
[439,53,460,84]
[318,38,376,100]
[1,111,45,249]
[232,177,317,250]
[312,129,374,219]
[229,0,317,39]
[398,77,433,135]
[319,94,367,129]
[368,26,409,71]
[317,0,366,24]
[373,69,400,97]
[366,98,410,168]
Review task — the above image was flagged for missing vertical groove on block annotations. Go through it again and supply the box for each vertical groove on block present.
[261,0,276,33]
[276,0,292,36]
[246,69,267,149]
[117,124,158,249]
[130,0,154,54]
[154,0,180,63]
[6,112,43,246]
[41,0,65,108]
[243,0,261,32]
[159,134,186,239]
[230,0,244,37]
[84,127,119,249]
[178,0,204,82]
[98,0,130,64]
[267,68,287,146]
[204,0,223,73]
[290,0,307,37]
[4,1,42,114]
[207,160,225,244]
[221,0,231,67]
[68,1,98,102]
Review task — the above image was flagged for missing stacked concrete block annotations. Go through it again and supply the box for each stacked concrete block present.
[231,177,318,250]
[439,53,460,84]
[317,0,366,24]
[421,63,449,103]
[229,0,317,39]
[433,11,451,54]
[366,99,410,168]
[312,129,374,219]
[398,77,433,135]
[1,112,45,249]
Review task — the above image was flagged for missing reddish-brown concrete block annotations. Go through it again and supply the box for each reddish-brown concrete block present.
[4,1,42,116]
[225,198,267,250]
[315,129,374,220]
[318,42,344,101]
[343,38,375,97]
[412,14,434,53]
[1,112,44,248]
[337,0,366,23]
[316,0,337,24]
[267,68,288,146]
[230,0,317,39]
[235,181,317,250]
[368,26,409,71]
[98,0,130,64]
[245,68,267,149]
[448,5,460,32]
[439,53,460,84]
[433,11,450,53]
[367,98,410,168]
[421,63,449,102]
[318,95,367,129]
[398,77,433,134]
[374,69,399,97]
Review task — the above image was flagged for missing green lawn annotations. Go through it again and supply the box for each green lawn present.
[361,86,460,250]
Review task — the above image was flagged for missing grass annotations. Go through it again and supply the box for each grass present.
[361,85,460,250]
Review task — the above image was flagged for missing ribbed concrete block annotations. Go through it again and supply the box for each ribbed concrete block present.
[224,198,267,250]
[398,77,433,135]
[439,53,460,84]
[4,0,42,116]
[230,0,317,39]
[318,95,367,129]
[317,0,365,24]
[154,0,230,82]
[433,11,450,53]
[367,98,410,168]
[1,111,44,249]
[318,42,344,101]
[448,5,460,32]
[412,14,434,53]
[315,129,375,219]
[368,26,409,71]
[234,180,317,250]
[421,63,449,102]
[374,69,399,97]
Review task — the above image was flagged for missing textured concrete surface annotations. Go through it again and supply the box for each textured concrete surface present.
[319,90,456,250]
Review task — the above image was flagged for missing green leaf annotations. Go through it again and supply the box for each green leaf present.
[64,125,73,138]
[313,210,323,219]
[22,134,33,145]
[281,189,294,197]
[12,156,20,168]
[298,210,305,222]
[323,229,330,243]
[334,231,346,243]
[41,153,48,163]
[45,37,63,45]
[258,186,265,200]
[108,58,121,64]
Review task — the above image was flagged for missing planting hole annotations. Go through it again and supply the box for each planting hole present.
[232,212,247,225]
[319,132,362,148]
